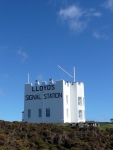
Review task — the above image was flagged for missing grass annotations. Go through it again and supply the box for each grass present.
[99,124,113,130]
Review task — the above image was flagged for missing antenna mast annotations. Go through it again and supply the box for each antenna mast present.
[73,67,75,82]
[28,73,30,83]
[58,65,75,82]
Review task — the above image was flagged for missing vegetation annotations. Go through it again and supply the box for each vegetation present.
[0,120,113,149]
[99,124,113,130]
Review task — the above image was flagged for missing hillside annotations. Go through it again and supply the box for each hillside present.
[0,120,113,150]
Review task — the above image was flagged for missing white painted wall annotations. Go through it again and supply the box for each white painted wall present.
[63,81,71,123]
[23,79,85,123]
[76,82,85,122]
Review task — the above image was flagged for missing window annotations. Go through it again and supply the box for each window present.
[66,109,68,117]
[38,109,42,117]
[28,109,31,118]
[78,97,82,106]
[66,95,68,104]
[78,110,82,119]
[46,108,50,117]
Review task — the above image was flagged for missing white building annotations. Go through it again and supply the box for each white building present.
[110,118,113,123]
[22,78,85,123]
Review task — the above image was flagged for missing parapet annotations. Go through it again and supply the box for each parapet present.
[25,79,84,87]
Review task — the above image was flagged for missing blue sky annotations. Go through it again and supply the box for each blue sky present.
[0,0,113,122]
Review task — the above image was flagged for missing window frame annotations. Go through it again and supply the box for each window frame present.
[28,109,31,118]
[38,108,42,117]
[46,108,50,117]
[78,97,82,106]
[78,110,82,119]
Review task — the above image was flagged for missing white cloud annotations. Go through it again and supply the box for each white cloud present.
[92,12,102,17]
[58,5,85,32]
[0,89,4,97]
[59,5,83,19]
[69,20,87,32]
[86,9,102,17]
[58,5,102,32]
[93,32,108,39]
[102,0,113,11]
[17,49,28,61]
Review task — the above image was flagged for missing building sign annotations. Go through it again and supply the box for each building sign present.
[32,85,55,91]
[25,84,62,100]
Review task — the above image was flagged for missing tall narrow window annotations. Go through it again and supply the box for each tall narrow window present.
[78,97,82,106]
[28,109,31,118]
[78,110,82,119]
[66,95,68,104]
[46,108,50,117]
[39,109,42,117]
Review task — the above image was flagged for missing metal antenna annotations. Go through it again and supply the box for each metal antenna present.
[28,73,29,83]
[57,65,75,82]
[73,67,75,82]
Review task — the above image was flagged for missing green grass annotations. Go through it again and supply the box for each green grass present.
[99,124,113,130]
